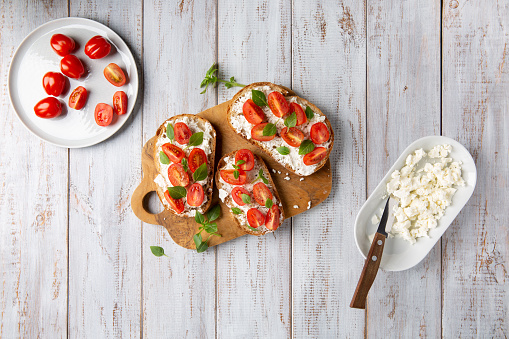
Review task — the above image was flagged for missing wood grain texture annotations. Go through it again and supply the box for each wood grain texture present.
[442,0,509,337]
[291,0,367,337]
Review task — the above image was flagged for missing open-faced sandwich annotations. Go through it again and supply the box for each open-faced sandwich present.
[216,149,285,235]
[227,82,334,176]
[153,114,216,217]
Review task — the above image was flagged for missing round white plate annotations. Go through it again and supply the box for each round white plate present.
[8,17,139,148]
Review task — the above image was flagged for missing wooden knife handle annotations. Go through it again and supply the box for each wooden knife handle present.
[350,232,386,309]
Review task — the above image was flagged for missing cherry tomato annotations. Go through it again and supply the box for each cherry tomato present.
[174,122,192,144]
[113,91,127,115]
[103,63,126,87]
[265,205,281,231]
[234,149,255,171]
[68,86,88,110]
[84,35,111,59]
[310,122,330,144]
[290,103,307,126]
[164,190,185,214]
[60,55,85,79]
[188,148,207,172]
[162,143,185,163]
[220,169,247,185]
[281,127,305,147]
[303,147,327,166]
[50,34,75,56]
[251,123,276,142]
[168,163,190,187]
[94,103,113,126]
[34,97,62,118]
[252,182,273,206]
[267,91,290,118]
[242,99,265,124]
[187,183,204,207]
[42,72,66,96]
[247,208,265,229]
[231,187,250,206]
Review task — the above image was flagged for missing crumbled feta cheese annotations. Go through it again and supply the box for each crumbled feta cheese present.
[272,169,276,173]
[285,173,289,175]
[300,178,304,181]
[284,176,290,180]
[277,171,282,174]
[307,201,311,210]
[293,205,299,209]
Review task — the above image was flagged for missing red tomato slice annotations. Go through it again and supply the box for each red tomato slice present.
[94,103,113,126]
[310,122,330,144]
[103,63,126,87]
[265,205,281,230]
[68,86,88,110]
[187,183,204,207]
[113,91,127,115]
[34,97,62,119]
[164,190,185,214]
[231,187,250,206]
[303,147,327,166]
[188,148,207,172]
[268,91,290,118]
[42,72,66,96]
[234,149,255,171]
[50,34,75,56]
[243,99,265,124]
[162,143,185,163]
[84,35,111,59]
[281,127,305,147]
[251,123,276,141]
[247,208,265,228]
[220,169,247,185]
[60,55,85,79]
[174,122,192,144]
[253,182,273,206]
[290,103,307,126]
[168,163,190,187]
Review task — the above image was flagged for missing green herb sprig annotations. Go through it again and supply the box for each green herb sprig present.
[150,246,168,257]
[232,160,245,180]
[193,204,222,253]
[200,64,245,94]
[255,168,269,184]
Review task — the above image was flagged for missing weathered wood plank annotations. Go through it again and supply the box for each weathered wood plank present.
[0,1,68,338]
[291,1,366,337]
[442,0,509,337]
[67,1,143,337]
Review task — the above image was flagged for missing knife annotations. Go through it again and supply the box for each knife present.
[350,196,397,309]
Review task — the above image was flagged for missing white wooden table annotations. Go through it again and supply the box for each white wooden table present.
[1,0,507,337]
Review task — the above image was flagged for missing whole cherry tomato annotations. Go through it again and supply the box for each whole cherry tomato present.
[50,34,75,56]
[113,91,127,115]
[94,103,113,126]
[34,97,62,118]
[84,35,111,59]
[68,86,88,110]
[60,55,85,79]
[42,72,66,96]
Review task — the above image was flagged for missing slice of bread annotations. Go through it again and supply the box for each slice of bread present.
[153,114,216,217]
[227,82,334,176]
[215,150,285,236]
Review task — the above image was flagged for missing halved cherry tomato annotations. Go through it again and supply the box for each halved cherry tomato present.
[50,34,75,56]
[68,86,88,110]
[268,91,290,118]
[60,55,85,79]
[168,163,190,187]
[34,97,62,118]
[290,103,307,126]
[113,91,127,115]
[281,127,305,147]
[188,148,207,172]
[253,182,273,206]
[42,72,66,96]
[220,169,247,185]
[187,183,204,207]
[94,103,113,126]
[174,122,192,144]
[84,35,111,59]
[243,99,265,124]
[310,122,330,144]
[265,205,281,230]
[231,187,250,206]
[164,190,185,214]
[234,149,255,171]
[247,208,265,229]
[103,63,126,87]
[162,143,185,163]
[303,147,327,166]
[251,123,276,141]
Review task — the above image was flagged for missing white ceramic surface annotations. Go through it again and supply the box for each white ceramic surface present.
[8,17,139,148]
[354,136,477,271]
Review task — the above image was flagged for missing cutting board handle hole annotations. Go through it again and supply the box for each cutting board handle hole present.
[142,191,164,215]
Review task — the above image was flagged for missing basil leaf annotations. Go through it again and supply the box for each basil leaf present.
[150,246,167,257]
[299,140,315,155]
[159,151,170,164]
[231,207,243,214]
[265,198,273,209]
[167,124,174,141]
[193,163,208,182]
[262,123,277,136]
[241,194,251,204]
[193,233,202,248]
[167,186,186,199]
[207,204,221,222]
[284,112,297,128]
[188,132,204,147]
[181,158,188,172]
[256,169,269,184]
[196,241,208,253]
[236,160,246,165]
[276,146,290,155]
[195,211,205,225]
[233,170,239,179]
[305,106,314,120]
[247,226,259,232]
[204,222,218,234]
[232,164,239,170]
[251,90,267,107]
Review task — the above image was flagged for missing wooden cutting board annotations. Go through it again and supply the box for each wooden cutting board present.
[131,100,332,249]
